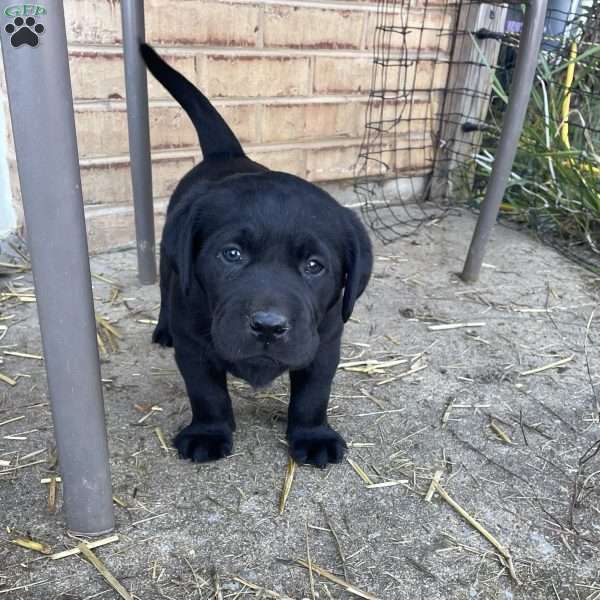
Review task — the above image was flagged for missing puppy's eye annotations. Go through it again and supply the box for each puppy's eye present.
[222,247,242,262]
[305,258,324,275]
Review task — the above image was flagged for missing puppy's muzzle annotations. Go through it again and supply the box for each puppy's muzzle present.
[249,310,290,342]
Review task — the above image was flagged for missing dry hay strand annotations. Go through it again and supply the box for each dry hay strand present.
[346,457,373,485]
[320,503,349,581]
[47,475,59,513]
[50,535,119,560]
[95,316,123,354]
[154,427,169,453]
[0,287,36,304]
[135,404,163,424]
[519,354,574,376]
[569,439,600,530]
[136,318,158,325]
[338,357,409,375]
[375,361,428,386]
[294,559,380,600]
[0,261,28,274]
[0,415,24,428]
[3,350,43,361]
[112,495,128,509]
[489,419,515,445]
[279,457,297,514]
[232,576,294,599]
[0,371,17,386]
[365,480,408,489]
[432,481,519,583]
[0,459,46,475]
[41,476,62,484]
[339,347,431,386]
[10,537,51,555]
[583,307,599,420]
[212,569,223,600]
[92,273,122,288]
[441,398,455,429]
[305,522,316,600]
[427,322,486,331]
[78,542,132,600]
[424,470,444,502]
[360,388,386,409]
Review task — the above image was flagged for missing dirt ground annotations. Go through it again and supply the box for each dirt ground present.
[1,211,599,600]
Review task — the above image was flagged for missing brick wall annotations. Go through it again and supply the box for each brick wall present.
[3,0,454,252]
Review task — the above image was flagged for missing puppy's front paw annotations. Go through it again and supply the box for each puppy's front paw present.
[152,324,173,347]
[287,425,347,468]
[173,422,232,462]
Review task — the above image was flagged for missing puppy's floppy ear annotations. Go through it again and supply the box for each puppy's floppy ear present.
[161,203,201,295]
[341,210,373,323]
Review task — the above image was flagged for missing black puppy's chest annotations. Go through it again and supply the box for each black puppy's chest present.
[227,358,287,388]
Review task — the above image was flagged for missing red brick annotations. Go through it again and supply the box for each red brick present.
[264,5,365,49]
[366,8,454,52]
[313,57,373,94]
[70,52,196,101]
[80,156,195,205]
[145,0,260,46]
[64,0,121,44]
[75,103,257,158]
[205,55,310,98]
[261,101,366,143]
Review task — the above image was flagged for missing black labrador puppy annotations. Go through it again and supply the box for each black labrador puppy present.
[141,44,372,467]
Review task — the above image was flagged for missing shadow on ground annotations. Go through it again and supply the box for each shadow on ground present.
[1,211,599,599]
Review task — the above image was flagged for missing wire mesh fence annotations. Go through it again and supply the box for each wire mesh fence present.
[354,0,462,243]
[355,0,600,270]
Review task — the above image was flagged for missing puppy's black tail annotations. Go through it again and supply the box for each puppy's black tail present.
[140,43,245,160]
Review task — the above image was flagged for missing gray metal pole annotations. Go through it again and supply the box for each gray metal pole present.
[461,0,548,282]
[0,1,114,535]
[121,0,157,285]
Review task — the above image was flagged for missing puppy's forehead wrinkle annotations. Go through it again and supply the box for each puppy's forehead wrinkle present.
[262,198,343,239]
[205,201,341,251]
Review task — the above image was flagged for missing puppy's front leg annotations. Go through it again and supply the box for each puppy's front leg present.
[173,351,235,462]
[287,334,346,467]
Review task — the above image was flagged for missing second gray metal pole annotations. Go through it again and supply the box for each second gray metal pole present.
[461,0,549,282]
[0,0,114,535]
[121,0,157,285]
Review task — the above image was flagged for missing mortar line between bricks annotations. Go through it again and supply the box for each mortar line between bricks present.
[212,0,385,12]
[78,133,432,167]
[197,0,450,14]
[84,198,170,218]
[73,93,437,110]
[82,176,428,216]
[67,44,448,61]
[73,95,376,110]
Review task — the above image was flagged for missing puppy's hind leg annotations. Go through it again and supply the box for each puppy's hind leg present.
[152,247,174,347]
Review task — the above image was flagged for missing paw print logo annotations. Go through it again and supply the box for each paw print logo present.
[5,16,45,48]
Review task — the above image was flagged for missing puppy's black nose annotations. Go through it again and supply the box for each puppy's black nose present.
[249,311,289,340]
